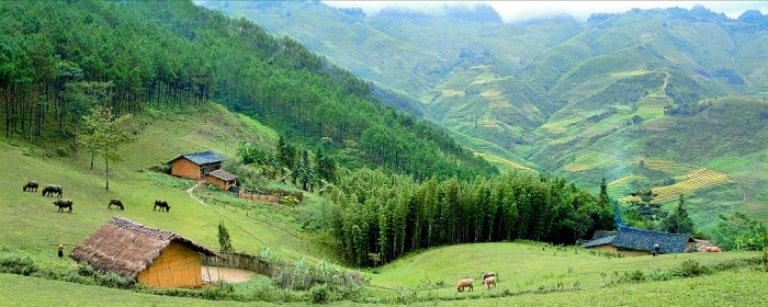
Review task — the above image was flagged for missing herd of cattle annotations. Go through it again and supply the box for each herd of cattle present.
[457,272,497,292]
[22,180,171,213]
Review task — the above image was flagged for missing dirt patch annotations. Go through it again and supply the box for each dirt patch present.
[202,266,255,283]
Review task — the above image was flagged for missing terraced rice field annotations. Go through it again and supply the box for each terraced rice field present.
[635,157,697,174]
[607,175,646,199]
[733,201,768,222]
[621,168,730,203]
[440,89,464,98]
[474,152,533,171]
[564,150,619,172]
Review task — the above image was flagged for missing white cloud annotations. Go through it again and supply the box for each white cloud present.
[322,1,768,23]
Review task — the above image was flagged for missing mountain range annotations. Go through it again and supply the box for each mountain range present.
[198,1,768,228]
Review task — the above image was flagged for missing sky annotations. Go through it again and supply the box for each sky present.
[322,1,768,23]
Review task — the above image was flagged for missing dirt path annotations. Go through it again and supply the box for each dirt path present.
[185,180,266,244]
[202,266,254,283]
[186,180,207,206]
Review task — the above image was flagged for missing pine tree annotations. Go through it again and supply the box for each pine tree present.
[217,221,233,252]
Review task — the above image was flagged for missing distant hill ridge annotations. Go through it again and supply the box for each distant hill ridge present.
[200,1,768,228]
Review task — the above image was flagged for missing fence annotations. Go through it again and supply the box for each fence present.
[202,251,276,277]
[236,189,304,204]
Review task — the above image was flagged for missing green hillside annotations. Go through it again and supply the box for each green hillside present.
[0,104,335,263]
[203,1,768,228]
[1,98,765,306]
[0,0,497,184]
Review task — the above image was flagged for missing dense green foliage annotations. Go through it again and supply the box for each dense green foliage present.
[326,168,614,266]
[0,0,496,181]
[214,1,768,232]
[711,212,768,251]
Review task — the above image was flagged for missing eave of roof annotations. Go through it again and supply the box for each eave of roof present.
[168,150,223,165]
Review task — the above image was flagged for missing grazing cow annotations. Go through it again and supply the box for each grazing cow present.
[108,199,124,210]
[153,200,170,212]
[42,184,63,198]
[456,278,473,292]
[53,199,73,213]
[705,246,721,253]
[23,181,39,192]
[482,272,497,282]
[483,276,497,290]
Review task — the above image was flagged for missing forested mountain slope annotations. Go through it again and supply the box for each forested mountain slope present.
[198,1,768,228]
[0,0,497,182]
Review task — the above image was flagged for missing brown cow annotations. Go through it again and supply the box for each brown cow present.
[53,199,73,213]
[483,276,497,290]
[456,278,473,292]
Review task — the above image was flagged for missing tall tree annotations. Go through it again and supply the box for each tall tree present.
[661,194,694,235]
[79,106,134,190]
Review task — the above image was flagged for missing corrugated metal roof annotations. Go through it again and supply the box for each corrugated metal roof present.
[170,150,223,165]
[581,235,616,248]
[581,227,694,253]
[612,227,694,253]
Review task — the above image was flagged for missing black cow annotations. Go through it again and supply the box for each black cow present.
[42,184,63,198]
[153,200,170,212]
[23,180,39,192]
[108,199,124,210]
[53,199,73,213]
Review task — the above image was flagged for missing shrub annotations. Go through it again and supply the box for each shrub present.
[0,254,38,276]
[200,281,235,300]
[77,261,97,277]
[762,247,768,272]
[309,284,330,304]
[95,271,136,289]
[618,269,645,283]
[678,259,709,277]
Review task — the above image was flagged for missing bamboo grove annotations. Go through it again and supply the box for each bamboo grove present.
[0,0,496,181]
[326,168,616,267]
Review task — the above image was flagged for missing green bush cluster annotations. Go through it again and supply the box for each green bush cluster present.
[0,254,38,276]
[0,256,136,289]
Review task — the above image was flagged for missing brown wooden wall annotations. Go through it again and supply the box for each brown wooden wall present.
[137,242,203,289]
[206,176,235,191]
[170,158,202,180]
[589,245,651,256]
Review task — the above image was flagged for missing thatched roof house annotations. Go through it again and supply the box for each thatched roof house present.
[581,226,695,256]
[168,150,224,180]
[70,217,219,289]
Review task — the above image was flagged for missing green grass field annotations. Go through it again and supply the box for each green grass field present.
[1,103,766,306]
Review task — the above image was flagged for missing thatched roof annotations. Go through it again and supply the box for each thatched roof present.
[207,169,237,181]
[168,150,223,166]
[70,217,220,277]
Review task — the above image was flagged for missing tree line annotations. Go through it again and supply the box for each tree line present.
[324,168,615,267]
[0,0,496,181]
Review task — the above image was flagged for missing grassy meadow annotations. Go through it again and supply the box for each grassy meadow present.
[1,103,766,306]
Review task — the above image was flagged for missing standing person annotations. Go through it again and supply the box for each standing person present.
[57,244,64,259]
[652,243,660,257]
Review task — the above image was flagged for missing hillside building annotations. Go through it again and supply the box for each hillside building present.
[70,217,220,289]
[581,226,695,256]
[168,150,225,180]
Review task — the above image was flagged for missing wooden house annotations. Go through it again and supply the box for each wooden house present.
[168,150,224,180]
[70,217,220,289]
[581,226,695,256]
[206,169,238,191]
